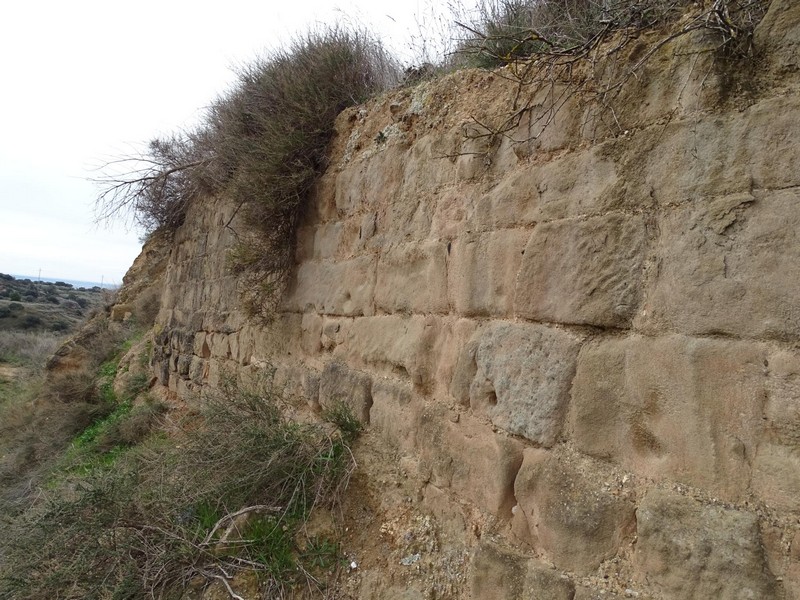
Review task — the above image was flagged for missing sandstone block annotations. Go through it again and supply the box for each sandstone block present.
[468,543,527,600]
[634,490,777,599]
[312,222,343,259]
[570,335,765,500]
[375,241,448,314]
[318,361,373,424]
[515,213,646,327]
[300,313,322,355]
[193,332,210,359]
[320,317,348,351]
[177,354,191,380]
[208,332,230,359]
[430,184,481,240]
[472,146,621,230]
[189,356,206,384]
[524,563,575,600]
[514,449,635,574]
[419,414,524,516]
[468,322,581,446]
[638,189,800,339]
[469,543,576,600]
[288,256,376,316]
[448,230,529,317]
[752,348,800,511]
[755,0,800,79]
[343,315,442,388]
[369,378,422,452]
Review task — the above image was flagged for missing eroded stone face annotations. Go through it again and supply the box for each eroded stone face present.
[318,361,373,424]
[638,189,800,339]
[634,490,777,599]
[515,212,647,328]
[514,449,635,574]
[570,334,767,501]
[468,322,582,446]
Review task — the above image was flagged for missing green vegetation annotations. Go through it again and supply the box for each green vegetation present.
[0,373,360,599]
[0,272,105,334]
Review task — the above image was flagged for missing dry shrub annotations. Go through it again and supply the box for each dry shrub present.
[96,25,399,323]
[0,330,60,366]
[0,375,359,599]
[454,0,767,67]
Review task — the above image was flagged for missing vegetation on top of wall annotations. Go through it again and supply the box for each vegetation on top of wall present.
[96,24,399,320]
[453,0,767,68]
[95,3,768,322]
[447,0,768,156]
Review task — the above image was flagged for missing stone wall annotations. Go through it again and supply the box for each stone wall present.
[149,3,800,598]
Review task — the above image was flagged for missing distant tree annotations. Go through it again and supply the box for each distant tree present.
[9,291,21,302]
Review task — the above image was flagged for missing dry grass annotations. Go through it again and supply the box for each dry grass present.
[0,373,359,600]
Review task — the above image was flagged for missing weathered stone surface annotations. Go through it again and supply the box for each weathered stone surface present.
[375,241,448,314]
[342,315,442,388]
[516,213,646,327]
[524,563,576,600]
[570,335,765,500]
[469,322,581,446]
[420,415,524,516]
[470,146,620,229]
[288,256,377,316]
[638,189,800,339]
[369,378,422,452]
[514,449,635,574]
[755,0,800,87]
[468,544,527,600]
[468,543,576,600]
[318,361,373,424]
[448,230,529,317]
[207,332,230,359]
[755,350,800,513]
[634,490,777,599]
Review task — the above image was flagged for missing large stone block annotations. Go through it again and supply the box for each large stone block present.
[288,255,377,317]
[755,0,800,79]
[468,544,575,600]
[419,414,524,516]
[570,335,765,500]
[318,361,373,424]
[342,315,442,388]
[468,322,581,446]
[514,449,635,574]
[375,241,448,314]
[369,378,422,452]
[515,213,646,327]
[448,230,529,317]
[639,189,800,339]
[752,349,800,512]
[634,490,777,599]
[468,544,527,600]
[471,145,622,230]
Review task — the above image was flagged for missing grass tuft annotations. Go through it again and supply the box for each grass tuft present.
[0,373,357,599]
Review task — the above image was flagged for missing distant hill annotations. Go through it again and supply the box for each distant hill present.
[0,273,107,333]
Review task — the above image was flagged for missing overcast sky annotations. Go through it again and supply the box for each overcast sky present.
[0,0,456,284]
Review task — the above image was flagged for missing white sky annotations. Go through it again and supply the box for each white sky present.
[0,0,458,284]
